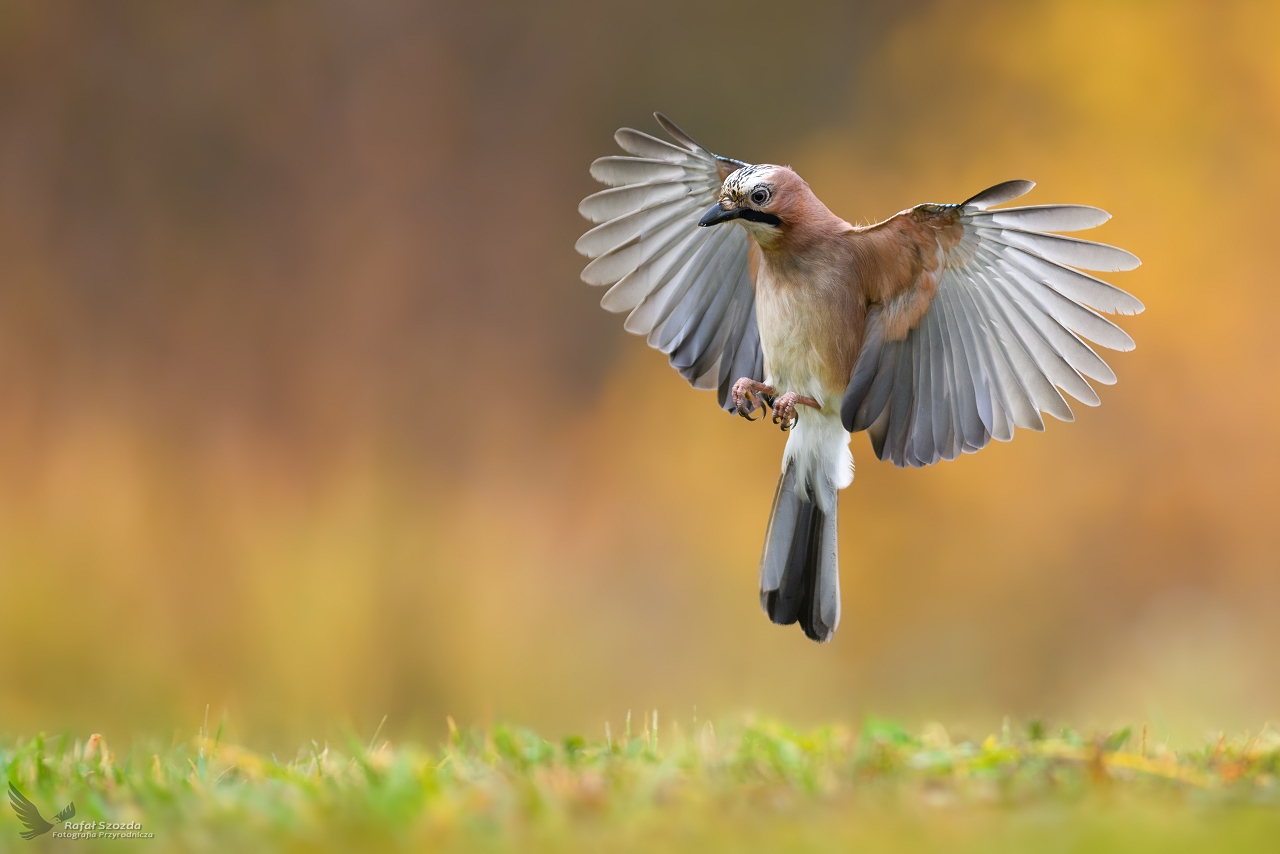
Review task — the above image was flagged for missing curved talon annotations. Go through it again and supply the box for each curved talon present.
[769,391,817,431]
[731,378,777,423]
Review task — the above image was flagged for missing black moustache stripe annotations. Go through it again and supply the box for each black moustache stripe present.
[737,209,782,226]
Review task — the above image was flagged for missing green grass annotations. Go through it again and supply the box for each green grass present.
[2,715,1278,853]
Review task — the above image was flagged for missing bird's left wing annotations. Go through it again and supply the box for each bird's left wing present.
[577,114,764,410]
[842,180,1143,467]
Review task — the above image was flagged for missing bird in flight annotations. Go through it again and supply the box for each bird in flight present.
[576,115,1141,643]
[8,783,75,840]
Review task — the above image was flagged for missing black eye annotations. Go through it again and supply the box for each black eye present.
[750,187,769,206]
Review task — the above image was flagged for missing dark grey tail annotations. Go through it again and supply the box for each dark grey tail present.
[759,460,841,642]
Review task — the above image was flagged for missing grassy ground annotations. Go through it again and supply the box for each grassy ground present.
[1,715,1278,853]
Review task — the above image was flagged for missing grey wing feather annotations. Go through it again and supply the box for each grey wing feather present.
[962,179,1035,210]
[877,337,916,464]
[589,157,696,187]
[909,312,933,465]
[925,308,955,460]
[717,305,764,406]
[939,285,992,442]
[935,287,986,451]
[579,182,692,224]
[981,204,1110,232]
[843,181,1142,466]
[985,227,1140,272]
[841,307,887,427]
[578,115,761,410]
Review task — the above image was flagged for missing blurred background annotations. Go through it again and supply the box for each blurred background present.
[0,0,1278,749]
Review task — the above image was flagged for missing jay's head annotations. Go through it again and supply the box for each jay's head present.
[698,165,815,247]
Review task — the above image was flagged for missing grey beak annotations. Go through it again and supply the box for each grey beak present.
[698,201,741,227]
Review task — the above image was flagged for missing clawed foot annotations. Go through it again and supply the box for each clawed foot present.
[772,393,795,430]
[732,378,821,430]
[731,377,775,420]
[771,392,822,430]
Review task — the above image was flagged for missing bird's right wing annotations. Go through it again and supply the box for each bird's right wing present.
[577,114,764,411]
[842,180,1143,467]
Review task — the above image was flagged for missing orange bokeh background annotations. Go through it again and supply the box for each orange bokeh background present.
[0,1,1278,747]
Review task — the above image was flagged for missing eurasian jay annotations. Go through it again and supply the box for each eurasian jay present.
[577,114,1142,643]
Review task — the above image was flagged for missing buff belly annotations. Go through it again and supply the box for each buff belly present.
[755,277,855,507]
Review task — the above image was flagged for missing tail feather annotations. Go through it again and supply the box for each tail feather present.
[759,459,840,642]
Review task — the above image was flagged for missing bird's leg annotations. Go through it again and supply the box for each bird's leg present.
[731,377,775,420]
[772,392,821,430]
